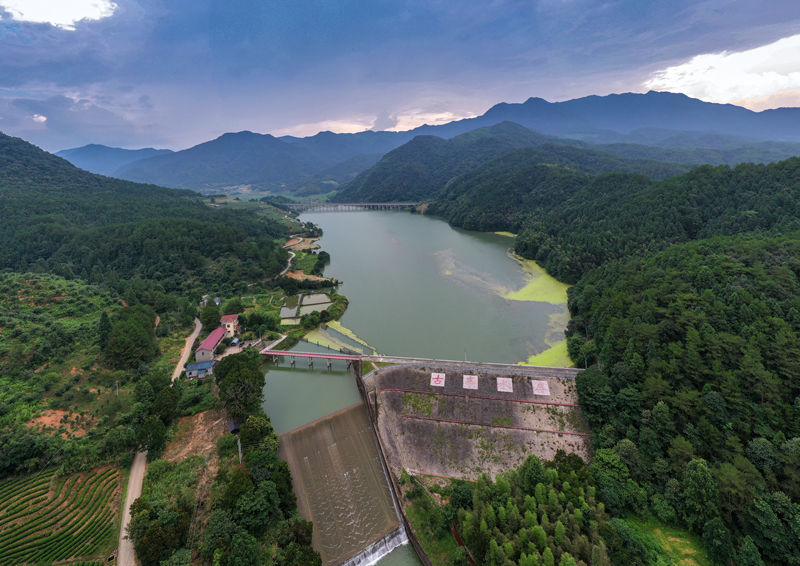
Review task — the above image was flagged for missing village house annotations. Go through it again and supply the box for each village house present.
[185,360,216,379]
[195,326,226,362]
[220,314,240,338]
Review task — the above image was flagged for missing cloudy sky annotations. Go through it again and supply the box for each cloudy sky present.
[2,1,800,152]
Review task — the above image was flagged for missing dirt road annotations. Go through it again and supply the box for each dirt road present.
[117,451,147,566]
[280,251,296,277]
[172,317,202,382]
[118,318,202,565]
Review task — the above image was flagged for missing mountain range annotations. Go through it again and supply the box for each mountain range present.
[54,91,800,196]
[55,144,172,177]
[332,121,800,203]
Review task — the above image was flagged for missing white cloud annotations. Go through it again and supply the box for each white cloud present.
[32,114,46,122]
[644,34,800,108]
[0,0,117,30]
[270,118,374,138]
[387,110,477,132]
[269,108,480,139]
[371,111,399,132]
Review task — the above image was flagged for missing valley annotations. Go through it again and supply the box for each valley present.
[2,91,800,566]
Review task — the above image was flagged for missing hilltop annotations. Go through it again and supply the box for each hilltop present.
[56,144,173,177]
[0,130,288,292]
[71,91,800,197]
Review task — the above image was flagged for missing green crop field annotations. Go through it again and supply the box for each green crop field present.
[0,467,121,565]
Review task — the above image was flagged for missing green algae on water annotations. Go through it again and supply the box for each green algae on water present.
[500,252,570,306]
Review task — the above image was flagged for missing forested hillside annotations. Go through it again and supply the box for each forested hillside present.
[128,353,321,566]
[0,132,288,292]
[337,121,800,204]
[594,142,800,168]
[424,148,800,563]
[333,122,582,202]
[566,236,800,566]
[342,136,694,203]
[430,155,800,283]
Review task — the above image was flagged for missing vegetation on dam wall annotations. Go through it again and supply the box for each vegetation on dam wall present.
[368,364,716,565]
[369,365,590,480]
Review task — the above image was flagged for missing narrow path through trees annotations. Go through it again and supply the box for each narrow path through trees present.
[117,317,202,566]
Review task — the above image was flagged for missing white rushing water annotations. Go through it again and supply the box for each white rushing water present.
[343,526,409,566]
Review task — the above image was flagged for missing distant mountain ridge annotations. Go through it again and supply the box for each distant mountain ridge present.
[114,131,322,191]
[59,91,800,195]
[111,130,418,195]
[332,121,800,203]
[425,91,800,141]
[56,144,172,177]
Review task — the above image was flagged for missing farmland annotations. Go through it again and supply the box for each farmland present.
[0,467,121,565]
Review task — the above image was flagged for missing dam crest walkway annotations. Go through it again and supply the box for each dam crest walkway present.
[259,347,582,378]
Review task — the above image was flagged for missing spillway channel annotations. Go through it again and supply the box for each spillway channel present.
[278,401,406,566]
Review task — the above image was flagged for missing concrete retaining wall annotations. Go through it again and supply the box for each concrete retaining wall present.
[358,361,587,566]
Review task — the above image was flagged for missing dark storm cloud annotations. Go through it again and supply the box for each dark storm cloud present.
[1,0,800,150]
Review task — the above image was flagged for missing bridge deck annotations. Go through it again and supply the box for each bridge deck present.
[260,350,581,376]
[261,349,361,361]
[285,202,418,207]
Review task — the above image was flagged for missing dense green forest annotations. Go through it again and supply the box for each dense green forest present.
[0,132,289,292]
[595,142,800,167]
[423,151,800,563]
[127,352,321,566]
[565,236,800,565]
[334,124,696,203]
[429,156,800,283]
[334,121,800,205]
[412,451,705,566]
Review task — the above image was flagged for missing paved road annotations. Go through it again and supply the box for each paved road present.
[118,318,202,565]
[117,451,147,566]
[280,251,296,277]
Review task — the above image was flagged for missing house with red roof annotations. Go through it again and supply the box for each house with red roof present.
[220,314,240,338]
[196,326,226,362]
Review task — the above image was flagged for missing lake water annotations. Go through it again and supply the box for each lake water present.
[263,210,571,566]
[300,210,566,363]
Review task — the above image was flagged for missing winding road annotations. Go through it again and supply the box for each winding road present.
[280,251,296,277]
[117,317,202,566]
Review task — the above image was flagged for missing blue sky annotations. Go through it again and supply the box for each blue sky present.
[2,1,800,151]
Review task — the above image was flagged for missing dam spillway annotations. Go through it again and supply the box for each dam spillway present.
[278,402,405,566]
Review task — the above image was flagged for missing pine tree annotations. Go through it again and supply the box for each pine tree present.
[97,311,112,349]
[736,536,765,566]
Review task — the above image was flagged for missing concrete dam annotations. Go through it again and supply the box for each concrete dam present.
[274,354,583,566]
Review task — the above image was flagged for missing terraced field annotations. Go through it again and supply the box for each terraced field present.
[0,467,121,565]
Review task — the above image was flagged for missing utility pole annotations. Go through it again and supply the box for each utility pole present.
[115,380,119,397]
[237,436,242,464]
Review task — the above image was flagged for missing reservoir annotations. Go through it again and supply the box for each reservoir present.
[264,210,571,433]
[297,210,569,364]
[263,210,571,566]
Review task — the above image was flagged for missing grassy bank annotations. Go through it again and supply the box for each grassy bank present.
[624,516,711,566]
[398,471,461,566]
